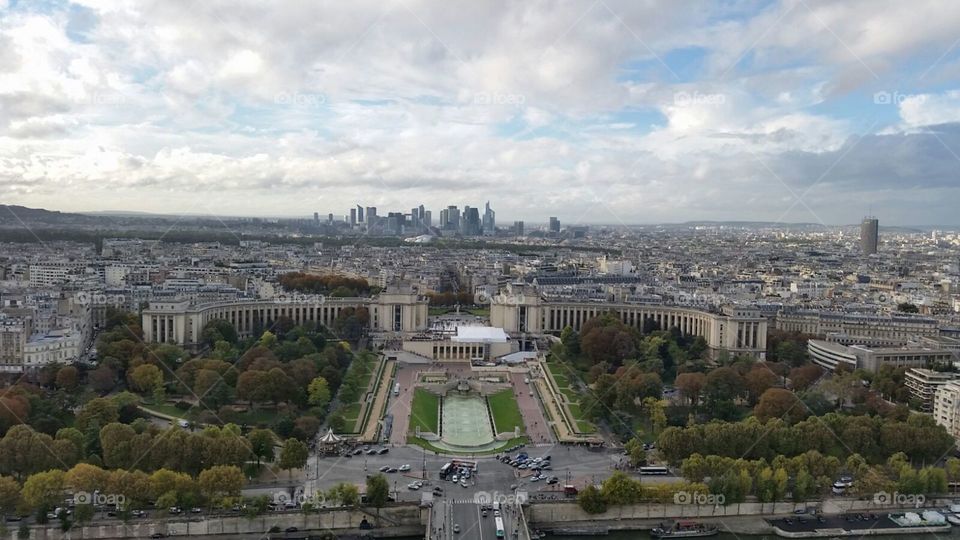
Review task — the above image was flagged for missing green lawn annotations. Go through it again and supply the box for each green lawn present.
[409,388,440,434]
[340,402,362,428]
[140,401,192,419]
[545,361,598,434]
[487,389,525,434]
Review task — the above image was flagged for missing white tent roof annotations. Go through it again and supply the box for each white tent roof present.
[451,326,508,343]
[318,428,342,444]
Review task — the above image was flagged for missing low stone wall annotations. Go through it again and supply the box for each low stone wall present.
[11,505,425,540]
[527,499,960,524]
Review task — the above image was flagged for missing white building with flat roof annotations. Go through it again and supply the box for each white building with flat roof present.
[934,380,960,443]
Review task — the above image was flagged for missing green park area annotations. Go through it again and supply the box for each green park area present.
[487,389,524,434]
[408,388,439,434]
[546,360,596,433]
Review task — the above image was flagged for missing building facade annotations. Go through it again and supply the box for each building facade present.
[489,285,768,357]
[808,339,956,373]
[934,380,960,442]
[142,289,429,347]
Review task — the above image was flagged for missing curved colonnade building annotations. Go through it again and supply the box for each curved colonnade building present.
[142,289,429,347]
[489,285,768,358]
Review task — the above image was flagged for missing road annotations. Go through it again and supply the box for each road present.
[306,444,681,504]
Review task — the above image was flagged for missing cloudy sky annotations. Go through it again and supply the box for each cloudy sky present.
[2,0,960,226]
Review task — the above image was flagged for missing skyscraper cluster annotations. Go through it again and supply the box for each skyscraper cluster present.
[332,201,498,236]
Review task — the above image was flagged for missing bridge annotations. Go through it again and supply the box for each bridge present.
[427,496,532,540]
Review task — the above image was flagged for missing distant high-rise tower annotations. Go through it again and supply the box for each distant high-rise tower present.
[349,208,357,226]
[356,205,364,223]
[549,216,560,233]
[313,212,319,224]
[424,210,432,228]
[482,201,496,236]
[860,217,879,255]
[514,220,524,236]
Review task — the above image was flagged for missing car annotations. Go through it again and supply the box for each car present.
[286,526,299,533]
[190,508,202,514]
[494,509,501,517]
[541,465,552,470]
[132,510,146,517]
[482,509,488,517]
[399,464,411,472]
[794,509,806,514]
[168,507,181,515]
[407,483,420,490]
[453,524,461,534]
[378,448,389,455]
[460,480,468,488]
[353,448,363,455]
[817,517,826,523]
[387,468,398,473]
[149,534,166,539]
[451,475,458,483]
[379,466,390,472]
[547,477,559,485]
[433,486,443,492]
[530,475,541,482]
[366,449,377,455]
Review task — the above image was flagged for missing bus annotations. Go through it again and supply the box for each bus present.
[494,517,505,538]
[393,383,400,396]
[639,466,670,475]
[439,462,453,479]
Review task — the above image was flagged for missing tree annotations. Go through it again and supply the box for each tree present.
[600,471,642,505]
[365,474,390,509]
[64,463,109,494]
[0,476,20,516]
[198,466,245,506]
[55,366,79,390]
[577,485,608,514]
[89,365,118,393]
[247,429,276,465]
[75,398,119,432]
[21,470,65,511]
[278,439,308,478]
[744,367,779,405]
[128,364,163,395]
[327,482,360,507]
[307,377,331,408]
[789,364,823,391]
[754,388,808,424]
[624,437,647,468]
[675,372,706,406]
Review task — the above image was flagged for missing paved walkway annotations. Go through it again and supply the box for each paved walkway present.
[509,372,552,443]
[388,363,419,444]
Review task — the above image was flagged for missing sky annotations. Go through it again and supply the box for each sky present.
[2,0,960,226]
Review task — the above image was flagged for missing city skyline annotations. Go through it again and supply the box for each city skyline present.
[2,1,960,225]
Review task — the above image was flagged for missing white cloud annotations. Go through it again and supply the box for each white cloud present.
[0,0,958,224]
